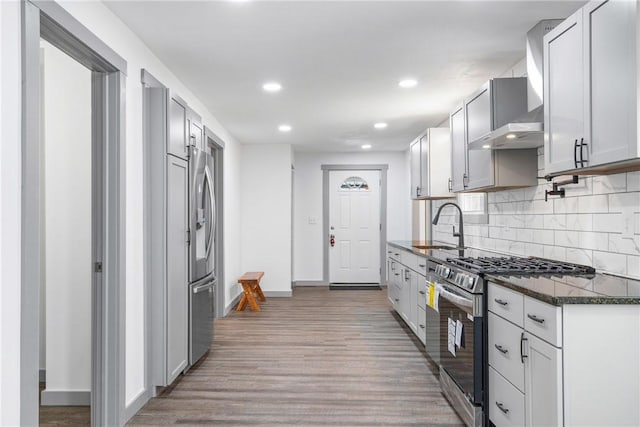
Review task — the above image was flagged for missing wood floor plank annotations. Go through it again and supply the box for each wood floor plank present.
[128,287,462,426]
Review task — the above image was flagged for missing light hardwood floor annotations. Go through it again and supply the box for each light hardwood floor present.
[129,286,463,426]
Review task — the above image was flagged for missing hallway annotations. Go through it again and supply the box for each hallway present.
[128,287,463,426]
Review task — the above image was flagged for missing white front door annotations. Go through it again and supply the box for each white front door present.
[329,170,381,284]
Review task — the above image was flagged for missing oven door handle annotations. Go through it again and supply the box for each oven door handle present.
[437,284,473,310]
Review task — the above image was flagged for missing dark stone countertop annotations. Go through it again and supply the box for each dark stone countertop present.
[486,273,640,306]
[387,240,640,306]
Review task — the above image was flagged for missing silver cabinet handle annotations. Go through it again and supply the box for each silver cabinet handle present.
[419,291,426,295]
[419,324,425,329]
[494,298,508,306]
[494,344,508,355]
[495,402,509,415]
[394,298,399,302]
[520,332,528,363]
[418,263,426,268]
[527,314,545,324]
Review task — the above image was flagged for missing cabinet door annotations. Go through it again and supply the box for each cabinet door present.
[188,113,203,151]
[464,87,494,189]
[419,136,429,197]
[428,128,453,197]
[168,96,187,159]
[400,268,411,323]
[410,139,421,199]
[544,11,584,175]
[524,333,563,427]
[166,155,189,383]
[409,270,418,333]
[584,0,636,167]
[450,106,467,192]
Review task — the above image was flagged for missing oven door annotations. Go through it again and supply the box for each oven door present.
[438,282,483,405]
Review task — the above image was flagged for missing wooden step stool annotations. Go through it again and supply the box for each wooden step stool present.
[236,271,266,312]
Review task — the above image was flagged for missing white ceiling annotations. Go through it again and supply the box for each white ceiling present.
[105,0,585,152]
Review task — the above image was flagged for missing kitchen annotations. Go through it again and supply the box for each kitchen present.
[1,0,639,426]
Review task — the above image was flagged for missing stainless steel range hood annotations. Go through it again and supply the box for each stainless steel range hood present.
[468,20,563,150]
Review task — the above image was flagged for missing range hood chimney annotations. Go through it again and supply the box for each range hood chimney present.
[527,19,563,111]
[468,19,563,150]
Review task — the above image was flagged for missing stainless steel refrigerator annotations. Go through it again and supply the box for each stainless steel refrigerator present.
[188,145,216,365]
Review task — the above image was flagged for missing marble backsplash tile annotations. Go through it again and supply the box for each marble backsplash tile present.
[432,154,640,279]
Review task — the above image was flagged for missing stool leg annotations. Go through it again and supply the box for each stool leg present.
[236,293,248,311]
[246,289,261,311]
[254,283,266,301]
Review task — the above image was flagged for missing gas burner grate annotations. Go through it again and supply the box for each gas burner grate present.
[447,256,595,276]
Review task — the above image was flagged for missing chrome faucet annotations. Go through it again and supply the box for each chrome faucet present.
[432,202,465,249]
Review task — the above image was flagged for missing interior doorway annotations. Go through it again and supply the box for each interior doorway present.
[22,2,127,425]
[321,165,388,286]
[38,39,92,423]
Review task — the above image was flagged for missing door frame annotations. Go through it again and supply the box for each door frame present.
[321,164,388,284]
[22,1,127,425]
[203,126,225,319]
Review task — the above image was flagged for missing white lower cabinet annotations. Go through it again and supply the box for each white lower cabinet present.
[416,306,426,345]
[524,332,563,427]
[488,282,562,427]
[488,312,524,392]
[386,247,428,344]
[489,366,525,427]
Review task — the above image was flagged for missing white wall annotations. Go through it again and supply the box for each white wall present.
[240,144,293,296]
[41,40,92,397]
[52,0,245,407]
[293,151,412,281]
[0,1,23,423]
[0,0,244,419]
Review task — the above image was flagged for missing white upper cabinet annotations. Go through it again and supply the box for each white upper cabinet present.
[450,106,467,192]
[449,78,538,192]
[544,0,639,175]
[409,128,454,199]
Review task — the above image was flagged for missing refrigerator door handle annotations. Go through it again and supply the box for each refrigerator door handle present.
[204,165,215,261]
[193,282,214,294]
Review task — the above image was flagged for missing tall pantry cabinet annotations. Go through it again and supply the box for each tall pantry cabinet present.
[144,79,190,388]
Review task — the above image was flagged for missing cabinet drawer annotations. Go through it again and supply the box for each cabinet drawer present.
[415,257,428,275]
[404,252,419,272]
[524,296,562,347]
[488,282,524,327]
[417,279,427,308]
[489,366,525,427]
[388,245,402,261]
[488,312,525,392]
[417,306,426,345]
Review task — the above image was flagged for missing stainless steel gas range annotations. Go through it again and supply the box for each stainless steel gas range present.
[430,254,594,427]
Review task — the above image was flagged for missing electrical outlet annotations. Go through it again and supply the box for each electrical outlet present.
[308,216,317,225]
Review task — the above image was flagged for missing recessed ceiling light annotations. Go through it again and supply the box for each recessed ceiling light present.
[278,124,292,132]
[374,122,387,129]
[263,82,282,92]
[482,144,491,149]
[361,144,372,150]
[399,79,418,88]
[506,133,517,140]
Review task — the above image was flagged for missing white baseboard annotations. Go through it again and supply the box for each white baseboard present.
[223,291,242,317]
[263,290,292,297]
[41,389,90,406]
[123,388,151,423]
[293,280,327,287]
